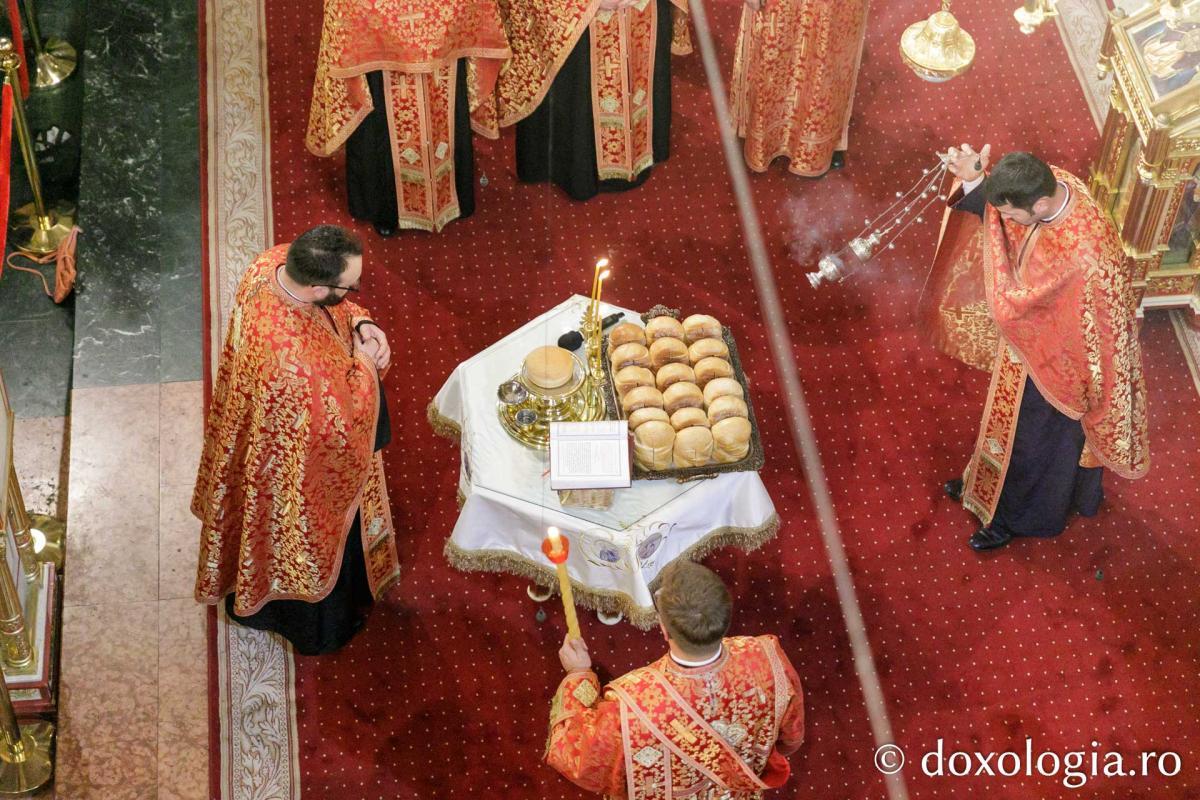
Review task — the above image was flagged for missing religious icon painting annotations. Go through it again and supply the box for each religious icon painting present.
[634,521,675,569]
[1129,8,1200,100]
[579,532,627,571]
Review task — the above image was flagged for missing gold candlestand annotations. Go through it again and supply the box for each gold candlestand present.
[0,37,76,255]
[5,469,61,574]
[0,536,31,672]
[0,672,52,793]
[19,0,76,88]
[577,302,608,421]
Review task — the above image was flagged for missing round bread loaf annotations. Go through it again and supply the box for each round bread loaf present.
[655,362,696,391]
[688,337,729,364]
[711,416,751,463]
[707,395,748,424]
[609,322,646,349]
[524,346,575,389]
[673,426,715,467]
[610,342,650,370]
[634,421,675,470]
[663,381,704,413]
[682,314,722,344]
[702,376,744,406]
[615,365,655,397]
[622,385,665,414]
[670,407,709,431]
[644,316,685,342]
[649,337,689,369]
[628,407,670,431]
[694,356,734,387]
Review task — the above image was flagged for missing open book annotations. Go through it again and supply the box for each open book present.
[549,421,632,491]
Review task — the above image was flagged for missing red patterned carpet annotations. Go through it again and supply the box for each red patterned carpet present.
[229,1,1200,797]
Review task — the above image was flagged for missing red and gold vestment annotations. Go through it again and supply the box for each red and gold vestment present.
[729,0,868,175]
[922,169,1150,524]
[193,245,400,615]
[306,0,510,231]
[546,635,804,799]
[482,0,690,181]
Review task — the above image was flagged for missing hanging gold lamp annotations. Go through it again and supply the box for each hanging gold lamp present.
[900,0,976,82]
[1014,0,1059,35]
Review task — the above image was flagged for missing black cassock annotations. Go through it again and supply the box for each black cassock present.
[515,0,674,201]
[344,62,476,231]
[226,384,391,655]
[956,187,1103,538]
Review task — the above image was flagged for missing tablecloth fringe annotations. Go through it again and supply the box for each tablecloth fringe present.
[442,514,781,631]
[426,401,462,442]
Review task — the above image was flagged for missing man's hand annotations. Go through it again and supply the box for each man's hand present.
[944,143,991,183]
[559,635,592,673]
[355,322,391,371]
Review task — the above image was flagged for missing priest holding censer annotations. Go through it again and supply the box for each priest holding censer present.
[923,145,1149,552]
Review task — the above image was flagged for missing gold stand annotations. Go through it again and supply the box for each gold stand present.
[0,536,31,672]
[20,0,76,88]
[577,303,608,421]
[0,38,77,255]
[0,674,51,794]
[6,469,62,573]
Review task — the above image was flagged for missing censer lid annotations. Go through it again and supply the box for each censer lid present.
[523,346,575,390]
[900,2,975,83]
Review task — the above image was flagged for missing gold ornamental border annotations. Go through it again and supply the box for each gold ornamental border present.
[443,514,781,630]
[426,401,462,442]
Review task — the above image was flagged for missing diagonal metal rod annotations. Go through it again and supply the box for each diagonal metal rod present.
[686,1,909,797]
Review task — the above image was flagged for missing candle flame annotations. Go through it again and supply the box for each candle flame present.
[547,526,561,544]
[596,258,609,268]
[598,269,610,281]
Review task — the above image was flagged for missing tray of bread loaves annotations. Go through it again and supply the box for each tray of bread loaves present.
[602,306,765,481]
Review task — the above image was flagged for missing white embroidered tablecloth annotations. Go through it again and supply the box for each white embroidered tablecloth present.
[429,295,778,628]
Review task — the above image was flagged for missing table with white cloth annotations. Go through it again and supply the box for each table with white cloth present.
[428,296,779,629]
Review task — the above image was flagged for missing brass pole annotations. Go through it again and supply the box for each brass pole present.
[17,0,75,88]
[0,664,52,792]
[0,37,75,255]
[16,0,41,54]
[4,471,37,584]
[0,536,31,672]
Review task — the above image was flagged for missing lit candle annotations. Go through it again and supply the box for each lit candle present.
[542,526,581,640]
[590,258,609,307]
[592,269,610,327]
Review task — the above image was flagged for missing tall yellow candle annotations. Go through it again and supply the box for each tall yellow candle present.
[591,269,610,327]
[544,527,581,640]
[590,258,609,307]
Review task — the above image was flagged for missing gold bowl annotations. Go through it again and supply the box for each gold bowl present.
[498,353,605,449]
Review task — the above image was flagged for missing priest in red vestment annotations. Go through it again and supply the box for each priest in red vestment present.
[922,147,1149,551]
[729,0,868,176]
[481,0,692,201]
[545,561,805,798]
[193,225,401,654]
[306,0,510,235]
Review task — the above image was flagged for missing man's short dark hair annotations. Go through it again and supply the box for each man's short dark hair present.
[285,225,363,286]
[656,561,732,652]
[983,152,1057,212]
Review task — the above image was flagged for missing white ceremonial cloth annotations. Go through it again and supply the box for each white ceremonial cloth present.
[432,295,777,625]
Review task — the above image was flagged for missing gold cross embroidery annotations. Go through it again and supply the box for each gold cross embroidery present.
[669,719,698,744]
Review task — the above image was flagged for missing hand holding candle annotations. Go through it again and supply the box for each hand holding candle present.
[542,527,582,640]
